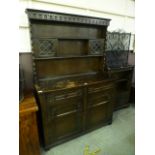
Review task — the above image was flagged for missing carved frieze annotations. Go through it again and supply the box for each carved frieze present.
[26,9,110,26]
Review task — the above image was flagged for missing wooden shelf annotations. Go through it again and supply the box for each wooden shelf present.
[107,66,134,72]
[32,37,104,40]
[33,54,104,60]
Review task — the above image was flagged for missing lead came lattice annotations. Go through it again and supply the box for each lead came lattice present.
[89,39,105,55]
[33,38,58,57]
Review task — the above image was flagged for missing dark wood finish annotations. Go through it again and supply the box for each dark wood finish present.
[26,9,114,149]
[129,83,135,103]
[107,66,134,110]
[35,80,114,149]
[19,94,41,155]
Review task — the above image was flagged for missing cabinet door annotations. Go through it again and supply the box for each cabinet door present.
[46,111,83,145]
[108,69,133,110]
[86,84,113,130]
[41,88,83,147]
[115,90,130,109]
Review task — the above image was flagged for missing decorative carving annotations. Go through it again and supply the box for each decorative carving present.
[33,38,58,57]
[89,39,104,55]
[26,9,110,26]
[30,23,39,84]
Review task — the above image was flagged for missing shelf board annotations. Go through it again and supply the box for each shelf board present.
[32,37,104,40]
[107,65,134,72]
[33,55,104,60]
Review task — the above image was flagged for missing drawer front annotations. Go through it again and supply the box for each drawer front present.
[88,83,113,94]
[46,99,82,122]
[88,93,110,107]
[46,89,82,105]
[44,89,83,121]
[52,99,82,117]
[88,83,114,106]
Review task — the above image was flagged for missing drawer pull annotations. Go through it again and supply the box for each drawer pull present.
[55,91,82,100]
[88,86,111,93]
[56,110,77,118]
[89,94,109,100]
[91,101,109,108]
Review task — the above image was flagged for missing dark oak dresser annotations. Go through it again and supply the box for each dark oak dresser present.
[26,9,115,149]
[19,94,41,155]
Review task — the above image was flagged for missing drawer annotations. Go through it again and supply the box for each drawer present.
[88,93,110,107]
[46,89,82,105]
[45,92,83,121]
[88,83,113,94]
[51,100,82,117]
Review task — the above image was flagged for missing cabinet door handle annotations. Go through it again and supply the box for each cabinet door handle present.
[56,110,77,118]
[91,101,109,108]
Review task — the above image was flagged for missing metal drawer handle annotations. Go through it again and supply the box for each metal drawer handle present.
[92,101,109,108]
[56,110,77,118]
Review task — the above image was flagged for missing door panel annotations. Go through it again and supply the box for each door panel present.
[45,111,82,146]
[86,101,109,129]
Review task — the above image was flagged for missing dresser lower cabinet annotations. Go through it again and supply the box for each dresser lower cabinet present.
[37,82,114,149]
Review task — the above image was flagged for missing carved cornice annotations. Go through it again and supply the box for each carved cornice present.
[26,9,111,26]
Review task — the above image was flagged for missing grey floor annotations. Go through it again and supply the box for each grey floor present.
[42,105,135,155]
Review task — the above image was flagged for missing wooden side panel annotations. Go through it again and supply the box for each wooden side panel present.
[19,113,40,155]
